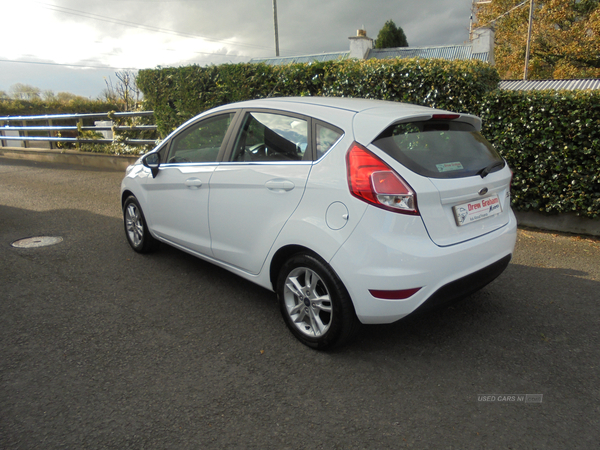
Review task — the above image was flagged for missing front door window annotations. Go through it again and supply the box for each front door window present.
[167,113,235,164]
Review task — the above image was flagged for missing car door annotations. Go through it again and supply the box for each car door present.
[144,112,237,255]
[208,111,312,274]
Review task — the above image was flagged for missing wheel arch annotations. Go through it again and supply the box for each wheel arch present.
[121,189,135,208]
[269,244,322,291]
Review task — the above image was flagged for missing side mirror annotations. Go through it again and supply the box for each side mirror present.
[143,152,160,178]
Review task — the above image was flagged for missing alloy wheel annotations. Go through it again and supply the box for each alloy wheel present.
[125,203,144,248]
[283,267,333,337]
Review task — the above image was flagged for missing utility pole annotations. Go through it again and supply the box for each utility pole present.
[523,0,534,79]
[470,0,534,79]
[273,0,280,57]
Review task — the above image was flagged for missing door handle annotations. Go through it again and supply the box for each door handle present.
[185,178,203,189]
[265,179,295,192]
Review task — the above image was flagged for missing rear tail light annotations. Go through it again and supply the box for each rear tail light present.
[346,142,419,215]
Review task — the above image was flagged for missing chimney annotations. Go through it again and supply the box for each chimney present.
[472,27,495,65]
[348,29,373,59]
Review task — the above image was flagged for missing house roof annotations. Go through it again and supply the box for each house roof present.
[499,79,600,91]
[366,45,490,63]
[250,28,495,66]
[250,51,349,66]
[250,45,490,65]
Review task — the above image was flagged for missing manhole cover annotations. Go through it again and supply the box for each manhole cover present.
[11,236,63,248]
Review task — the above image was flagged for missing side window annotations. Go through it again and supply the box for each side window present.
[167,113,235,163]
[315,123,343,159]
[230,112,309,162]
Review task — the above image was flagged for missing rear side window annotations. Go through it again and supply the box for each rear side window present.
[230,112,309,162]
[316,123,343,159]
[372,120,504,179]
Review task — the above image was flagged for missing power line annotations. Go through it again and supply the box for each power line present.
[0,50,249,71]
[473,0,529,31]
[35,1,273,53]
[0,58,138,70]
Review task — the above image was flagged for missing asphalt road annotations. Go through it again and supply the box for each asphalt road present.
[1,157,599,449]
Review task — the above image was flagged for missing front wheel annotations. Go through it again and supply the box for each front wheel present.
[123,196,159,253]
[277,253,360,349]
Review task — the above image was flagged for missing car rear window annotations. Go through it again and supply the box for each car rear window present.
[372,120,504,179]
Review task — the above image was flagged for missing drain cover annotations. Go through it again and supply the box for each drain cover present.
[11,236,63,248]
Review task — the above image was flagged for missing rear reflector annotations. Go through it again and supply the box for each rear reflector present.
[369,288,422,300]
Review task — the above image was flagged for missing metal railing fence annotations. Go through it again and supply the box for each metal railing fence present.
[0,111,157,149]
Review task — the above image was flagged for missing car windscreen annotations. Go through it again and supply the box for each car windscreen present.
[372,120,504,179]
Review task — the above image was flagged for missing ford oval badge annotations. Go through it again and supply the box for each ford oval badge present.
[479,187,489,196]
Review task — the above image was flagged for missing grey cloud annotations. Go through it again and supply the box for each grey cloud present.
[2,1,474,97]
[53,0,473,60]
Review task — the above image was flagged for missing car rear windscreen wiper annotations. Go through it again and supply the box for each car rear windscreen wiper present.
[478,161,505,178]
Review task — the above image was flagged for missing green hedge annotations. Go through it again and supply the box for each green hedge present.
[0,99,122,117]
[479,90,600,218]
[137,59,499,136]
[137,59,600,218]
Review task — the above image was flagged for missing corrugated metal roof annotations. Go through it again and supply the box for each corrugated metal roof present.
[249,44,490,66]
[366,45,489,63]
[499,79,600,91]
[249,51,349,66]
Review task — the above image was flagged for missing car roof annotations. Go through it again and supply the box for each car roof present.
[206,97,483,145]
[218,96,436,114]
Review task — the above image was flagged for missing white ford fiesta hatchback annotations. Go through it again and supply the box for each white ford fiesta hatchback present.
[121,97,517,349]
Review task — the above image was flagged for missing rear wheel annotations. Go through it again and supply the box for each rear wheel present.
[123,196,159,253]
[277,253,360,349]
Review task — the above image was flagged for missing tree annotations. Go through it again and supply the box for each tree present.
[101,70,141,111]
[40,90,87,103]
[476,0,600,79]
[10,83,41,101]
[375,20,409,49]
[56,92,86,102]
[42,90,56,101]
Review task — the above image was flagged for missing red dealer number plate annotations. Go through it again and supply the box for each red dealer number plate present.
[453,194,502,227]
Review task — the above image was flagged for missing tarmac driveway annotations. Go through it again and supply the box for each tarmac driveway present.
[1,157,599,449]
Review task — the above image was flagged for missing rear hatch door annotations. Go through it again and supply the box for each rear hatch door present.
[368,115,512,247]
[417,172,512,246]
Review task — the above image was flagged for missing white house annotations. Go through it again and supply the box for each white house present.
[250,28,495,66]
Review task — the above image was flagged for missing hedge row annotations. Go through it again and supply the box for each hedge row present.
[137,60,600,218]
[137,59,499,136]
[480,90,600,218]
[0,99,122,117]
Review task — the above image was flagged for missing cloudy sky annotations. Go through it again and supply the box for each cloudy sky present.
[0,0,475,99]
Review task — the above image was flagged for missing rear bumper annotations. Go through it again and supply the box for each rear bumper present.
[329,207,517,324]
[409,253,512,316]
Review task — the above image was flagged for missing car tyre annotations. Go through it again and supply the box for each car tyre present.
[123,195,159,253]
[277,253,360,349]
